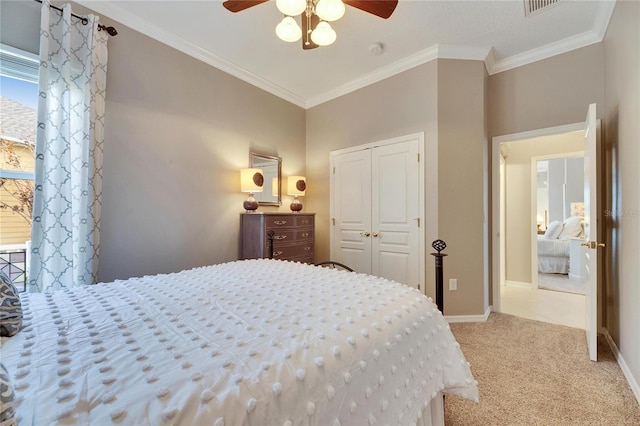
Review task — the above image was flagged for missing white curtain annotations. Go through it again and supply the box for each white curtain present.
[29,0,108,292]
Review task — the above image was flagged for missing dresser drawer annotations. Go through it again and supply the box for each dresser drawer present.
[262,228,312,246]
[271,242,314,260]
[265,216,295,228]
[266,229,295,243]
[265,215,314,229]
[294,228,313,241]
[295,215,314,228]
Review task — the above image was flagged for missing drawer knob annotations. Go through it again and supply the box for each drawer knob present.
[273,251,283,257]
[273,235,287,240]
[274,220,287,226]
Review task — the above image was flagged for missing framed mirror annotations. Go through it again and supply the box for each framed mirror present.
[250,152,282,206]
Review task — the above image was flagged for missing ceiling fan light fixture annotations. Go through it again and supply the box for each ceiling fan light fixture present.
[276,16,302,42]
[310,21,336,46]
[276,0,307,16]
[315,0,345,22]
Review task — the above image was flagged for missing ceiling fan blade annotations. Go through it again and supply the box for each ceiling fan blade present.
[222,0,269,13]
[343,0,398,19]
[302,13,319,50]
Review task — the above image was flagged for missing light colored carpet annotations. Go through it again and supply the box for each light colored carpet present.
[538,272,585,295]
[445,313,640,425]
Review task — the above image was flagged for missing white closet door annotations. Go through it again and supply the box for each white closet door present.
[332,149,372,274]
[371,140,420,287]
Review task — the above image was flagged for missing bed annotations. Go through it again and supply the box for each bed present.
[1,259,478,425]
[537,216,583,274]
[537,236,571,273]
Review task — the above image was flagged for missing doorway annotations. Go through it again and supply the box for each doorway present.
[492,123,587,329]
[533,154,585,295]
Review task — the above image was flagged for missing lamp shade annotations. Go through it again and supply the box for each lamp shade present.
[310,21,337,46]
[287,176,306,196]
[276,0,307,16]
[315,0,345,22]
[276,16,302,42]
[240,168,264,193]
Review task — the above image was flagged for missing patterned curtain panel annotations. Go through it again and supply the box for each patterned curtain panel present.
[29,0,108,292]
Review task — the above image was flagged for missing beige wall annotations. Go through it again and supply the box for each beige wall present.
[307,59,488,316]
[603,0,640,397]
[502,133,584,283]
[306,60,440,298]
[98,29,306,282]
[489,44,605,137]
[436,60,487,316]
[1,1,307,282]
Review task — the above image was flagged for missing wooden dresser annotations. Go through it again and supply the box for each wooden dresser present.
[239,213,315,264]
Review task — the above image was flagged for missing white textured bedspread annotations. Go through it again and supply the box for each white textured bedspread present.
[2,259,478,425]
[537,235,571,257]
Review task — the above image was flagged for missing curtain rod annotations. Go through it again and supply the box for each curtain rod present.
[34,0,118,36]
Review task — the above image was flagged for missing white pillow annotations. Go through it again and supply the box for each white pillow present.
[558,216,583,239]
[544,221,563,239]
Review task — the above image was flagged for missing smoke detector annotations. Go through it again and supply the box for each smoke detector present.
[369,42,384,56]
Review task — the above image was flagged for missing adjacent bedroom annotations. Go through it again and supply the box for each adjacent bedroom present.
[535,156,586,295]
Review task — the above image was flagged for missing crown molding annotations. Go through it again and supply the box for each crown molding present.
[593,0,617,40]
[77,0,616,109]
[74,0,308,109]
[486,0,616,75]
[305,44,492,108]
[305,44,438,108]
[487,30,603,75]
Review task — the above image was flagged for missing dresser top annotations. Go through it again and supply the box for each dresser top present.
[240,212,315,216]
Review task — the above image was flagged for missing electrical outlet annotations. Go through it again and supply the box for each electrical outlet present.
[449,278,457,291]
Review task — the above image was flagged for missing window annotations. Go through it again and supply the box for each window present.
[0,43,38,290]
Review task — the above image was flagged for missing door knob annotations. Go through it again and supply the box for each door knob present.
[372,232,379,237]
[362,231,370,237]
[581,241,606,249]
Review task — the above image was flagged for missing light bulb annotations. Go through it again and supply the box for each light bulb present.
[276,16,302,42]
[310,21,336,46]
[276,0,307,16]
[315,0,345,22]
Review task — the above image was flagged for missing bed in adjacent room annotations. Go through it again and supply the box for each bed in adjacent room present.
[0,259,478,425]
[537,216,583,274]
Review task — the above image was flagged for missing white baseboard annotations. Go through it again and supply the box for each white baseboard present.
[602,327,640,405]
[505,280,534,289]
[445,306,491,323]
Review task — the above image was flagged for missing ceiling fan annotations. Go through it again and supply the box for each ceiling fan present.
[222,0,398,50]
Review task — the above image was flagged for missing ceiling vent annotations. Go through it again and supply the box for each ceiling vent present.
[524,0,563,17]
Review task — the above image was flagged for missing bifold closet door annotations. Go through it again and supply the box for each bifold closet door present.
[332,140,420,288]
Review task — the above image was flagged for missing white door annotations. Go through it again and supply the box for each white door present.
[371,142,420,286]
[332,138,421,288]
[332,149,372,274]
[582,103,601,362]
